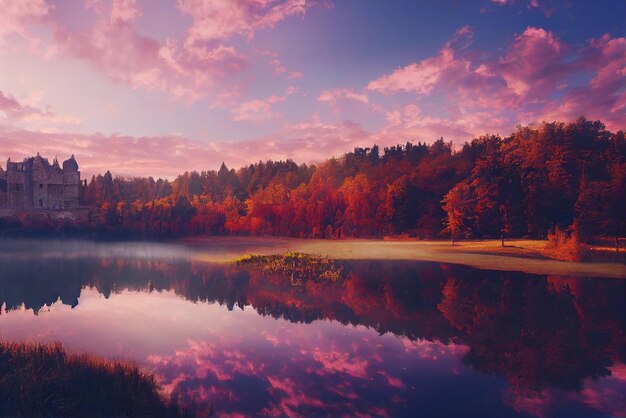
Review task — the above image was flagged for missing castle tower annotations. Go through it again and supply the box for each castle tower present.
[31,154,50,209]
[62,154,80,209]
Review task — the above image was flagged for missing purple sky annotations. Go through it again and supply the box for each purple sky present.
[1,0,625,178]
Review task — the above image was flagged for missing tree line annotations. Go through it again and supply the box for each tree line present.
[82,117,625,242]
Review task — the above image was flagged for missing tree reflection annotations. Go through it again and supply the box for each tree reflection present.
[438,272,625,392]
[1,256,624,407]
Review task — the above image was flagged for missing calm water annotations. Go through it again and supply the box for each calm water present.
[0,239,624,418]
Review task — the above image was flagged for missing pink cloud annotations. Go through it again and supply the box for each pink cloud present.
[256,118,374,161]
[580,368,626,418]
[285,85,300,95]
[366,26,626,142]
[141,322,416,417]
[365,37,511,141]
[377,371,405,389]
[0,115,376,178]
[2,0,312,107]
[310,348,370,379]
[158,40,247,100]
[367,48,455,95]
[266,375,327,416]
[232,94,285,122]
[287,70,304,79]
[366,26,477,96]
[110,0,140,23]
[0,0,50,46]
[540,34,626,129]
[49,3,248,102]
[0,91,81,127]
[178,0,306,47]
[0,125,225,178]
[505,365,626,418]
[0,91,47,119]
[9,1,310,106]
[54,19,165,89]
[505,388,552,418]
[453,25,474,45]
[497,27,567,99]
[270,57,287,74]
[379,104,483,143]
[258,48,304,80]
[318,88,369,105]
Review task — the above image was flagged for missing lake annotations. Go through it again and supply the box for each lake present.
[0,239,624,417]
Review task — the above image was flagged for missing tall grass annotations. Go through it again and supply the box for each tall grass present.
[0,341,187,418]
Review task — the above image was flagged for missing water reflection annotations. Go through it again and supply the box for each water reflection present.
[0,242,624,417]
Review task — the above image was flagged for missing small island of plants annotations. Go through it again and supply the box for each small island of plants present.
[236,252,344,284]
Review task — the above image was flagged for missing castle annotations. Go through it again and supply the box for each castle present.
[0,154,81,210]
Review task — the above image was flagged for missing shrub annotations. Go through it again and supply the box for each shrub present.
[544,226,587,261]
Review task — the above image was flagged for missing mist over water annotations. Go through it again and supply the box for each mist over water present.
[0,238,196,261]
[0,240,624,417]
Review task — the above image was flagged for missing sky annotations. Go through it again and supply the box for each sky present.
[0,0,625,178]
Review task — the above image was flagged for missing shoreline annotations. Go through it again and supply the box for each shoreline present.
[183,237,626,279]
[1,235,623,279]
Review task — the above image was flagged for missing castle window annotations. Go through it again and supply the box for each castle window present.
[39,184,43,189]
[39,199,43,207]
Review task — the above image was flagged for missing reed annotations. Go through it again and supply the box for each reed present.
[0,341,187,418]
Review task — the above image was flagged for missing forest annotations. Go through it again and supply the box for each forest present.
[56,118,625,242]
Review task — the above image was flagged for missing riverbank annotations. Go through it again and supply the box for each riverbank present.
[183,237,626,279]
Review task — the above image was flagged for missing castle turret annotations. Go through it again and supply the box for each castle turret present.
[62,154,79,171]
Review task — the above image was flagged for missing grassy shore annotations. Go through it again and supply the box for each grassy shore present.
[184,237,626,279]
[0,341,184,418]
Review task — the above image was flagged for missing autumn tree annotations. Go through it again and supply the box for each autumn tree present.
[442,183,471,244]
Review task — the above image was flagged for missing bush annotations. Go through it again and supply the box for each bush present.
[544,226,587,261]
